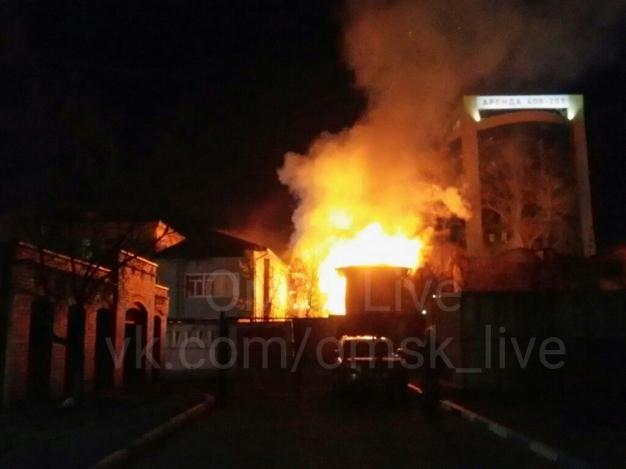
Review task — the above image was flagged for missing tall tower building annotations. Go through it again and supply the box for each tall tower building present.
[448,95,595,257]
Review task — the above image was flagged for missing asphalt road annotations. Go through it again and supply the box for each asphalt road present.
[131,373,553,469]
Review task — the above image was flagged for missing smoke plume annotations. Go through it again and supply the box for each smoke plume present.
[279,0,626,253]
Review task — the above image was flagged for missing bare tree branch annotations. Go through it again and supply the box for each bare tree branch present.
[480,135,577,252]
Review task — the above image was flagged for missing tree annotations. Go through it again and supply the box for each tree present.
[419,241,465,290]
[532,142,578,252]
[288,254,325,318]
[239,250,290,320]
[481,137,535,249]
[480,136,578,252]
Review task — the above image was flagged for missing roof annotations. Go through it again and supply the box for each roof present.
[155,230,266,259]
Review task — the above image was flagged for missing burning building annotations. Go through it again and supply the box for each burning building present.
[281,94,598,311]
[337,265,410,316]
[448,94,595,258]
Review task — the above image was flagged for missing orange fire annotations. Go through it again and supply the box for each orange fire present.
[292,217,423,314]
[304,221,423,315]
[279,127,468,318]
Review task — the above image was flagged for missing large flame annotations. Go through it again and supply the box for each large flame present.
[317,222,423,315]
[279,132,468,317]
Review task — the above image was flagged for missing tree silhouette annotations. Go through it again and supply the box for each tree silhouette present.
[480,135,578,253]
[239,250,289,319]
[288,254,325,318]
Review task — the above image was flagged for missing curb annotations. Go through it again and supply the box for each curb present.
[90,394,215,469]
[408,384,595,469]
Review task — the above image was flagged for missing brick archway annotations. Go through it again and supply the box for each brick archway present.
[94,308,114,388]
[123,303,148,384]
[26,298,54,399]
[152,314,163,380]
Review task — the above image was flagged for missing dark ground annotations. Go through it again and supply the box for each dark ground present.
[0,381,210,469]
[448,384,626,469]
[3,370,618,469]
[131,371,553,469]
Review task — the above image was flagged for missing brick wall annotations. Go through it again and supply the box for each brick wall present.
[0,242,170,404]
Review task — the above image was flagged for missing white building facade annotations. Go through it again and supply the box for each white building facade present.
[448,95,595,257]
[154,231,289,376]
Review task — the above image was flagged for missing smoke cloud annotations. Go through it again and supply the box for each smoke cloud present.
[279,0,626,252]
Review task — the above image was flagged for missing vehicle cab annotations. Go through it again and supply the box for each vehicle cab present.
[333,335,408,392]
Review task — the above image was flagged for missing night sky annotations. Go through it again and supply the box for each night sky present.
[1,0,626,253]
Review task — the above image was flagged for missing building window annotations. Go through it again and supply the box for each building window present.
[207,272,238,297]
[186,272,239,298]
[186,274,205,297]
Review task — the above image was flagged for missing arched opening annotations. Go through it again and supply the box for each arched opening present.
[123,304,147,384]
[64,304,86,395]
[26,298,54,399]
[94,308,114,388]
[152,315,163,381]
